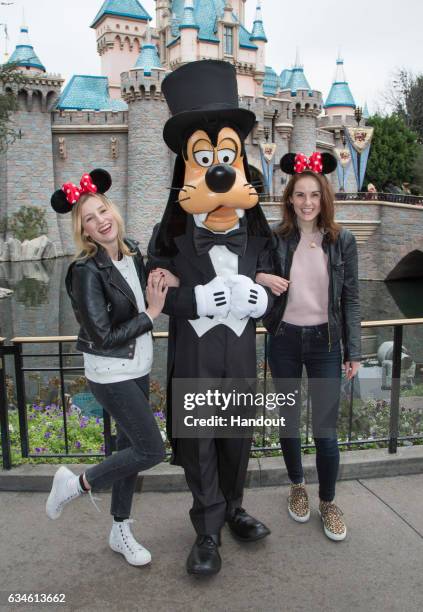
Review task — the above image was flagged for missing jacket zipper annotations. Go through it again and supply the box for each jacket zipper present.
[78,337,94,349]
[326,234,333,352]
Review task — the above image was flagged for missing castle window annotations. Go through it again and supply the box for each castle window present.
[125,25,129,30]
[224,26,234,56]
[116,24,120,29]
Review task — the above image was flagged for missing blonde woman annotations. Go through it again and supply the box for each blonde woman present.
[46,169,172,566]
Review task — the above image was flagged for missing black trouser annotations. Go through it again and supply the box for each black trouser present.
[85,375,165,518]
[173,321,256,535]
[268,322,342,502]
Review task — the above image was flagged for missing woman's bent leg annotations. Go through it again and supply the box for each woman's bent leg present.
[85,376,165,497]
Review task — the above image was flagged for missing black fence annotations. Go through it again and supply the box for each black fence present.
[1,320,423,470]
[259,193,423,205]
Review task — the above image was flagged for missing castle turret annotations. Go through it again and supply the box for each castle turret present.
[121,48,169,250]
[8,23,46,75]
[179,0,199,64]
[91,0,152,99]
[324,56,356,118]
[280,51,322,156]
[250,0,267,93]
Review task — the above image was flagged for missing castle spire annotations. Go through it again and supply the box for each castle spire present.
[283,49,311,93]
[180,0,199,30]
[324,55,355,109]
[134,26,163,75]
[8,21,46,73]
[250,0,267,42]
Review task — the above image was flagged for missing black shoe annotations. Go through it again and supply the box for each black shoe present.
[186,535,222,576]
[226,508,271,542]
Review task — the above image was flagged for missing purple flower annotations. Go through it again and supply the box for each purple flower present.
[79,421,87,429]
[35,447,41,453]
[154,411,165,420]
[44,432,51,439]
[75,441,81,449]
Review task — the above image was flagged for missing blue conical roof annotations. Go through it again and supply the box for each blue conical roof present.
[134,31,162,75]
[283,67,311,93]
[168,0,257,49]
[91,0,151,28]
[180,0,199,29]
[263,66,279,97]
[363,102,370,118]
[8,26,45,72]
[280,69,292,89]
[56,76,127,111]
[324,58,355,109]
[250,1,267,42]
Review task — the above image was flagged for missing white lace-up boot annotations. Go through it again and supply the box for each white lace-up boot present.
[46,466,101,520]
[46,466,82,519]
[109,519,152,566]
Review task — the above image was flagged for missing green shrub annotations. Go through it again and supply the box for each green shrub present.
[8,205,47,242]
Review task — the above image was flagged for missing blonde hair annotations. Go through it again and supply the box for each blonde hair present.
[71,193,135,260]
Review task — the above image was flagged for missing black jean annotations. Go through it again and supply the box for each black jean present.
[85,375,165,518]
[268,322,342,502]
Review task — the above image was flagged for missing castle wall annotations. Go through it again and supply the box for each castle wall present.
[5,110,63,255]
[51,116,129,254]
[0,150,7,224]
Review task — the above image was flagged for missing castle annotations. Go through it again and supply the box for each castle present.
[0,0,365,257]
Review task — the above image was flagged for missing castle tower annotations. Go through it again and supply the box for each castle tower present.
[280,51,322,155]
[179,0,200,63]
[0,22,64,255]
[91,0,152,99]
[8,23,46,75]
[250,0,267,95]
[121,38,170,250]
[324,56,356,118]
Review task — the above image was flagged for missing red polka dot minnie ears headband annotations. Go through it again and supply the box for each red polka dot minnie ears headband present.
[51,169,112,214]
[280,152,337,175]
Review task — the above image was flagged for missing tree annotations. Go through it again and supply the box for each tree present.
[364,114,419,189]
[0,62,25,151]
[382,69,423,143]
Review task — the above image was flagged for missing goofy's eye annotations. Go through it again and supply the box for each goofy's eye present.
[194,150,214,167]
[217,149,236,165]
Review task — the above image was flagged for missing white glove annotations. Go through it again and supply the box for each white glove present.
[194,277,231,318]
[226,275,269,320]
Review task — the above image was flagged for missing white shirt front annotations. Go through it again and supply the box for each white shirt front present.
[83,255,153,384]
[188,217,249,338]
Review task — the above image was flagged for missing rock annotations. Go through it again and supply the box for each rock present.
[0,241,9,261]
[0,235,57,261]
[7,237,22,262]
[0,287,13,298]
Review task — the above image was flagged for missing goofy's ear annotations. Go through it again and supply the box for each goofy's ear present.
[280,153,297,175]
[321,153,337,175]
[90,169,112,194]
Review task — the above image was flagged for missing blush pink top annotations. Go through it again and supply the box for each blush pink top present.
[283,230,329,326]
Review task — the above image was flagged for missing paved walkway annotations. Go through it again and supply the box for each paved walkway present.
[1,475,422,612]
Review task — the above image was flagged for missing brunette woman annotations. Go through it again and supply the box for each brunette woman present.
[257,153,361,541]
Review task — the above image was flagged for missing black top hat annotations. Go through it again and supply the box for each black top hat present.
[162,60,256,153]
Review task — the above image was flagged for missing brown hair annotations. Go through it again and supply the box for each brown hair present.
[71,193,135,260]
[277,170,340,242]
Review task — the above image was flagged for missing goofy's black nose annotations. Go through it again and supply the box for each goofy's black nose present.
[205,165,236,193]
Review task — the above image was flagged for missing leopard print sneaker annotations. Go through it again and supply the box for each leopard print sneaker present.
[287,483,310,523]
[319,501,347,541]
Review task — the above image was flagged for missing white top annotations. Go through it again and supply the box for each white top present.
[83,255,153,384]
[189,217,249,338]
[283,230,329,326]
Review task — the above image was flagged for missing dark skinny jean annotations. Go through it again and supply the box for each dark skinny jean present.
[85,375,165,519]
[268,322,342,502]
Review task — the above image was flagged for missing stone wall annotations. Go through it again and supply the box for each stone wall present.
[4,111,63,255]
[52,127,129,255]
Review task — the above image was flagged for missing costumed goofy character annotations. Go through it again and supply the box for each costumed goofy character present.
[148,60,275,576]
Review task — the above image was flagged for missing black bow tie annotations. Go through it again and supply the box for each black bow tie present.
[193,225,248,257]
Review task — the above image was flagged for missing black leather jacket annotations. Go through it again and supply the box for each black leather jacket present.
[65,238,153,359]
[262,227,361,361]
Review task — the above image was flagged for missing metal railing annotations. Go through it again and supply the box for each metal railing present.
[259,193,423,205]
[1,319,423,469]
